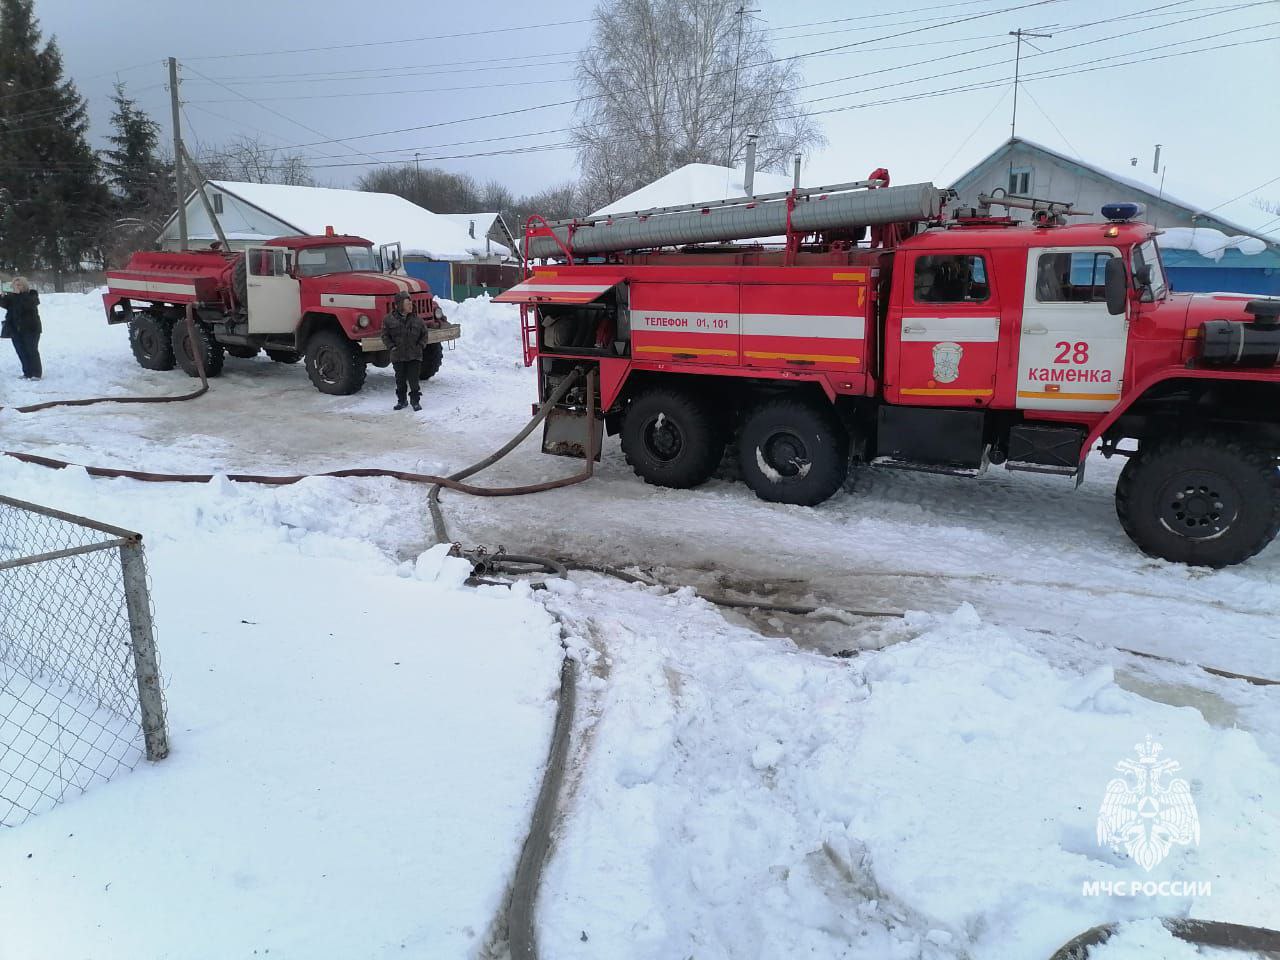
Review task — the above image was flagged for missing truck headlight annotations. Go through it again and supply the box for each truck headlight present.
[357,314,370,328]
[433,305,445,321]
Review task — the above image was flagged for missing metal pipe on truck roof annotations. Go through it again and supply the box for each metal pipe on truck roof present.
[744,134,758,197]
[524,182,945,260]
[794,153,802,189]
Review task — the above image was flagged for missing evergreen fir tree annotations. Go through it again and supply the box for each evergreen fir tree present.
[101,80,173,264]
[103,81,167,213]
[0,0,109,283]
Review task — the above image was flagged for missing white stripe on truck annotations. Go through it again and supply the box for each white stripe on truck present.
[740,313,865,339]
[322,294,378,309]
[111,279,198,297]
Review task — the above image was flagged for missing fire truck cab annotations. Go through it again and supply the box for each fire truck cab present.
[504,185,1280,568]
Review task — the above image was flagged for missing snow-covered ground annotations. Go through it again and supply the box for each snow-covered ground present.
[1,293,1277,959]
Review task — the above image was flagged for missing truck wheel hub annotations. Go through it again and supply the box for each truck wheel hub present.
[643,415,683,462]
[762,431,809,478]
[314,346,341,381]
[1159,471,1237,539]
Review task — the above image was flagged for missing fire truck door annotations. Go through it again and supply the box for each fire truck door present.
[888,251,1000,406]
[1016,247,1126,413]
[245,246,302,335]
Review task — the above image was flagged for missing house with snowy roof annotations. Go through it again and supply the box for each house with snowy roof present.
[950,138,1280,296]
[158,181,514,299]
[590,162,797,218]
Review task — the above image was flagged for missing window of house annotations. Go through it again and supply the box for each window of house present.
[913,254,991,303]
[211,193,224,215]
[1034,251,1115,302]
[1008,167,1032,195]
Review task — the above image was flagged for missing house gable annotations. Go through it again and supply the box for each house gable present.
[950,139,1278,250]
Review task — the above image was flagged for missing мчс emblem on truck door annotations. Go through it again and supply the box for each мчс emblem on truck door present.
[932,341,964,383]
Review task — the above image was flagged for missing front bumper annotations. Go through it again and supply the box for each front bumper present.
[358,323,461,352]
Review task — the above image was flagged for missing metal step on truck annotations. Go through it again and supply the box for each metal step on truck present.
[104,231,461,395]
[501,172,1280,567]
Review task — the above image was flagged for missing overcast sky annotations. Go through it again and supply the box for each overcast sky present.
[32,0,1280,219]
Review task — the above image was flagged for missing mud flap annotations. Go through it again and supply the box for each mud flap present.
[542,405,603,460]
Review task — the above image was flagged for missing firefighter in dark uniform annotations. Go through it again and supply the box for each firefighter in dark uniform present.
[382,290,428,410]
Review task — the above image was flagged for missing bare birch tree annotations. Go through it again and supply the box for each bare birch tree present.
[572,0,823,211]
[197,136,315,186]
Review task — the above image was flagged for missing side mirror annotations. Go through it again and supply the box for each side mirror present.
[1104,257,1128,316]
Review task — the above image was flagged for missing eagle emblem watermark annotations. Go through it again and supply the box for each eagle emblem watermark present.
[1096,736,1200,872]
[931,341,963,383]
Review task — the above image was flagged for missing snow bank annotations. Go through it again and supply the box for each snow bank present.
[0,454,563,960]
[436,294,525,373]
[539,584,1280,960]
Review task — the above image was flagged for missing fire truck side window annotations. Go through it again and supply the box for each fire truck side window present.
[913,254,990,303]
[1034,252,1114,303]
[249,249,288,277]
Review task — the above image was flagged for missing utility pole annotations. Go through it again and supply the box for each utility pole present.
[1008,28,1052,140]
[414,152,422,201]
[167,57,187,250]
[726,5,759,168]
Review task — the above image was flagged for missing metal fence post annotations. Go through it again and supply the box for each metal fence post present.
[119,539,169,761]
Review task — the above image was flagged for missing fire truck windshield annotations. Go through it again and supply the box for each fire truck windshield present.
[1132,239,1167,300]
[295,244,378,276]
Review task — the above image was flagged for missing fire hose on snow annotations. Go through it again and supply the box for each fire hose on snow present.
[3,307,1279,958]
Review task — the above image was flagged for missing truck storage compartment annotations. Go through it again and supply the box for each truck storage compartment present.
[875,406,986,469]
[1004,423,1085,474]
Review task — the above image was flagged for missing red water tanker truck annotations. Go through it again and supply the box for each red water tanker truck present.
[103,233,460,394]
[503,174,1280,567]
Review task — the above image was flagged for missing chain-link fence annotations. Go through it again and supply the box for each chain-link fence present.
[0,495,167,827]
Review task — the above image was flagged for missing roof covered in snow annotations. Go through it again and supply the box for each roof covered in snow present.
[952,138,1280,252]
[591,163,797,218]
[177,181,510,261]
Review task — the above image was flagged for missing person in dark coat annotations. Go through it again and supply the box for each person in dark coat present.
[381,290,428,411]
[1,276,42,380]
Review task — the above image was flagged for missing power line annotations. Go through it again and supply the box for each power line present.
[287,32,1278,171]
[1018,82,1081,158]
[182,17,594,61]
[264,0,1068,152]
[180,63,384,167]
[767,0,1032,33]
[261,3,1270,167]
[185,75,575,104]
[1202,174,1280,213]
[932,83,1015,180]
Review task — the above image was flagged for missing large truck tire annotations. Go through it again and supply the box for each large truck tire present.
[232,256,248,306]
[128,313,175,370]
[305,330,367,395]
[420,342,444,381]
[266,349,301,364]
[171,319,225,378]
[621,385,723,489]
[737,395,849,506]
[1115,435,1280,567]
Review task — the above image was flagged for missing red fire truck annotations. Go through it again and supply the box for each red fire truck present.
[500,175,1280,567]
[103,232,459,395]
